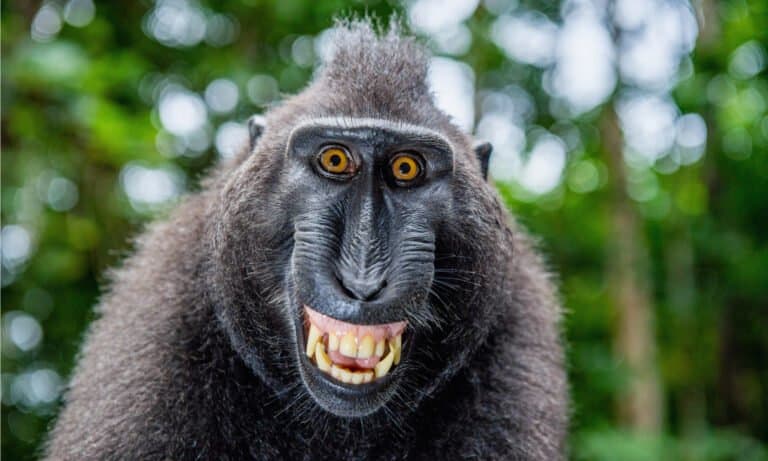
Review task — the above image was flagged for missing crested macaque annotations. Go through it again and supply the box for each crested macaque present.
[45,21,568,460]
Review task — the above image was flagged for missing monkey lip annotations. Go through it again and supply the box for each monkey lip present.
[302,305,406,385]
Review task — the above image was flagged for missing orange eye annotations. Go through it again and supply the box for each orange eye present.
[318,147,351,174]
[391,154,421,182]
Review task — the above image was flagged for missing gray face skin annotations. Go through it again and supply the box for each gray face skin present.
[280,122,456,415]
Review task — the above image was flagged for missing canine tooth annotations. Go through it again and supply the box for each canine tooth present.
[315,343,332,372]
[351,371,364,385]
[362,371,374,383]
[357,335,374,359]
[375,349,395,378]
[375,339,385,357]
[390,335,402,365]
[340,333,358,358]
[306,324,322,358]
[328,333,340,352]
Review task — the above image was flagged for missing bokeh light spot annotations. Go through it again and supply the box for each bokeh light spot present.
[729,41,767,80]
[120,163,185,213]
[3,312,43,353]
[63,0,95,27]
[491,12,558,68]
[158,86,208,136]
[143,0,207,48]
[205,78,239,114]
[568,159,600,194]
[31,4,62,43]
[408,0,479,35]
[427,57,475,132]
[1,226,33,271]
[247,75,279,106]
[215,122,249,159]
[47,177,79,212]
[519,135,567,194]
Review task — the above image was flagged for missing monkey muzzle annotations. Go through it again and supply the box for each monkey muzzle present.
[292,300,414,417]
[303,305,406,384]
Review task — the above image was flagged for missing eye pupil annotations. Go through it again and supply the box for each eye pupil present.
[330,154,341,166]
[399,163,411,175]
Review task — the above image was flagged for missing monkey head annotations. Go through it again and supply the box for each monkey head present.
[209,23,506,420]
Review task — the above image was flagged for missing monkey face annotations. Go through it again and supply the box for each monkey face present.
[214,116,497,420]
[278,120,455,416]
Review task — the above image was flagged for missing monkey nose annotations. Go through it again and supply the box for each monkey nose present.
[336,274,387,302]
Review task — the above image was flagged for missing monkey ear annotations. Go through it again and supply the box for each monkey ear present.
[248,115,266,151]
[473,141,492,180]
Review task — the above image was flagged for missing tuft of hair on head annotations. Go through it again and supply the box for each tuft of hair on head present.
[314,17,434,115]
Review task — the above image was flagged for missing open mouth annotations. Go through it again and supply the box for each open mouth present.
[303,305,406,385]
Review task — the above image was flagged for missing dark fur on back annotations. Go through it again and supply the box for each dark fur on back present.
[45,20,568,460]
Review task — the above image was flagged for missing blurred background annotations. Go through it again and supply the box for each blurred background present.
[2,0,767,459]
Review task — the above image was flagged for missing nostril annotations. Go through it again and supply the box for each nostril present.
[336,275,357,299]
[365,279,387,301]
[336,275,387,302]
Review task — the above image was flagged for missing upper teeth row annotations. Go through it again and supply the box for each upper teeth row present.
[306,325,401,362]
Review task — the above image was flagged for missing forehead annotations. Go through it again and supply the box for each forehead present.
[288,117,455,152]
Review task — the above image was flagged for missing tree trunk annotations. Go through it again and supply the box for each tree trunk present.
[601,106,663,433]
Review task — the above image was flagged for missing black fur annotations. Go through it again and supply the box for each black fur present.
[473,141,492,180]
[45,20,567,460]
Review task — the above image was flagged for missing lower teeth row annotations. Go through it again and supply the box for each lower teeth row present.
[316,343,375,384]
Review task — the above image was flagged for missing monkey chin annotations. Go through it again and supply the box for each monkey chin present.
[291,305,412,418]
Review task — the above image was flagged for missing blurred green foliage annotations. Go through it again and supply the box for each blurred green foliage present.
[2,1,767,460]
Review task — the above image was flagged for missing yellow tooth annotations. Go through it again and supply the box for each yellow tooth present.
[375,339,385,357]
[331,365,342,380]
[351,371,364,385]
[328,333,340,351]
[305,324,322,358]
[390,335,402,365]
[331,365,353,383]
[357,335,374,359]
[340,333,358,358]
[375,349,395,378]
[362,371,374,383]
[315,343,331,372]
